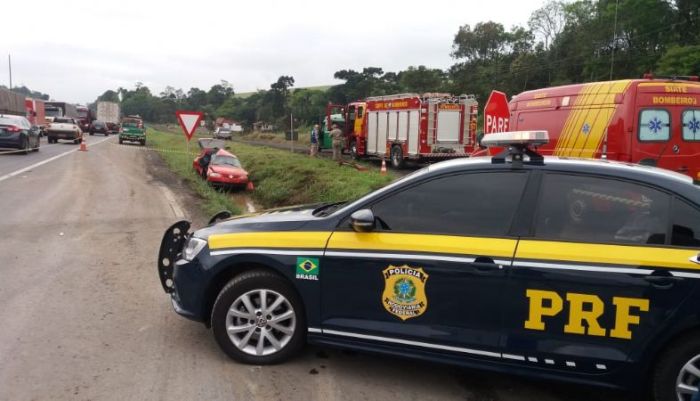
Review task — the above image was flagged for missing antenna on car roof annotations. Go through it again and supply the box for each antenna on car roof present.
[481,131,549,167]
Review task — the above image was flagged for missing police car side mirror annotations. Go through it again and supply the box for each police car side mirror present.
[350,209,375,232]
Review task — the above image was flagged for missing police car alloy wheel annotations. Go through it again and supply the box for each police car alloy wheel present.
[652,334,700,401]
[211,269,306,364]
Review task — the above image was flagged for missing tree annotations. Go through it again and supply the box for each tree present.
[656,45,700,75]
[398,66,447,93]
[529,1,566,49]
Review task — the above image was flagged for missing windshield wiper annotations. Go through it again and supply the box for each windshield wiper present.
[313,201,347,217]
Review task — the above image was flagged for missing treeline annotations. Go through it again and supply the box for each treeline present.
[91,0,698,127]
[1,85,50,100]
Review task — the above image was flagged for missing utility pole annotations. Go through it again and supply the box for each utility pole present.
[8,54,12,90]
[609,0,619,80]
[290,113,294,152]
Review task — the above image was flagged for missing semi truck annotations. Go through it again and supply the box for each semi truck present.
[76,105,94,133]
[45,102,78,120]
[0,88,26,116]
[325,93,479,168]
[96,101,121,133]
[481,75,700,178]
[25,99,47,134]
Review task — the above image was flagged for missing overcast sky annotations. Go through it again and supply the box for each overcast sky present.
[2,0,545,104]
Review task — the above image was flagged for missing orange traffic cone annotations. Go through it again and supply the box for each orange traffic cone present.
[79,139,87,152]
[380,158,387,175]
[246,181,255,191]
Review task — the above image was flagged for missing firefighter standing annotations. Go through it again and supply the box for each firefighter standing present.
[330,124,344,164]
[309,124,320,157]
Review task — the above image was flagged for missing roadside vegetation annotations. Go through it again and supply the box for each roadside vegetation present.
[147,129,394,213]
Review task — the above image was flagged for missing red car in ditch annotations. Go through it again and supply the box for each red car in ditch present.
[193,139,249,189]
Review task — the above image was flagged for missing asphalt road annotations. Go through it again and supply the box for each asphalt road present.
[0,136,622,400]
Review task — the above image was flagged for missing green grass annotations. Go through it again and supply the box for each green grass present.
[147,129,395,213]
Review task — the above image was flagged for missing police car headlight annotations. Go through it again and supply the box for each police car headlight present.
[183,237,207,261]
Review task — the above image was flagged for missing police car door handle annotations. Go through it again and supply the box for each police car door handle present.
[644,271,682,288]
[472,257,503,272]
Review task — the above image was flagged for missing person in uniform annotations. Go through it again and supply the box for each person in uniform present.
[330,124,344,164]
[310,124,320,157]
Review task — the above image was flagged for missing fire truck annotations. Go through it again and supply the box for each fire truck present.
[486,75,700,178]
[325,93,478,168]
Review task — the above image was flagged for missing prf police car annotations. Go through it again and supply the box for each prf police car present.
[158,131,700,401]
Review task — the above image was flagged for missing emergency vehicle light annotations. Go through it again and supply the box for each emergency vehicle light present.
[481,131,549,148]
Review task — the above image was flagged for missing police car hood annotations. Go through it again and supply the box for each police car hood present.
[195,203,325,238]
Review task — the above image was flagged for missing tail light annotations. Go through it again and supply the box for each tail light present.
[3,125,21,133]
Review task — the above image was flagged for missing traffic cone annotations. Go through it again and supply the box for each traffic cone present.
[380,158,387,175]
[246,181,255,191]
[79,139,87,152]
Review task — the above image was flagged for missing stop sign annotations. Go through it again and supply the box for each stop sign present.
[484,90,510,134]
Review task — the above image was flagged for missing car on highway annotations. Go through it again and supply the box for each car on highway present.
[46,117,83,144]
[158,131,700,401]
[119,116,145,146]
[88,120,109,136]
[0,114,40,154]
[213,127,233,140]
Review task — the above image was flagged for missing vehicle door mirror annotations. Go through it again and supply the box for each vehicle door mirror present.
[350,209,375,232]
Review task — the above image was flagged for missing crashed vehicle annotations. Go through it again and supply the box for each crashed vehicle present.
[193,138,249,189]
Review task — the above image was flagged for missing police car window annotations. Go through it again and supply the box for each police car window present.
[638,109,670,141]
[682,109,700,141]
[369,172,527,236]
[535,174,669,245]
[671,199,700,247]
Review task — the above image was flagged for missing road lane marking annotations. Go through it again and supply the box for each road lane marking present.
[158,185,185,219]
[0,136,112,184]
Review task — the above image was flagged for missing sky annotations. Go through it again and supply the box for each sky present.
[1,0,545,104]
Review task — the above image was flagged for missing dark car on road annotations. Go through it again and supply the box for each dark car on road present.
[0,114,40,154]
[89,120,109,136]
[159,131,700,401]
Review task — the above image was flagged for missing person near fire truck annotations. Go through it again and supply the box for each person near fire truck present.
[309,124,320,157]
[330,123,343,164]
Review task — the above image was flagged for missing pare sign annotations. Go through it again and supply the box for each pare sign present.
[484,90,510,134]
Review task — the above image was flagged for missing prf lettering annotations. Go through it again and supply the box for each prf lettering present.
[524,289,650,340]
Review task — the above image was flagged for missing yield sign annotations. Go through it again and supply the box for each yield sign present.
[175,110,204,141]
[483,90,510,134]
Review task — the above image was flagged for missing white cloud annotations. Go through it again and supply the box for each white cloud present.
[1,0,545,103]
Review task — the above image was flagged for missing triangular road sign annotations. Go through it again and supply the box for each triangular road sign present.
[175,110,204,141]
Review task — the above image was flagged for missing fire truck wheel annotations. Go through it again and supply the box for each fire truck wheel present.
[350,141,359,160]
[390,145,405,169]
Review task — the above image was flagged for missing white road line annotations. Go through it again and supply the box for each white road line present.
[158,185,185,219]
[0,137,112,184]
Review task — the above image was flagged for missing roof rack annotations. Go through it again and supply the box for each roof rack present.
[643,73,699,82]
[481,131,549,167]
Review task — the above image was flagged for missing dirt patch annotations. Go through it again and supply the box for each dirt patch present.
[144,148,209,227]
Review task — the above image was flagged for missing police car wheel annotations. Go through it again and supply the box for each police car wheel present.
[652,333,700,401]
[211,269,306,364]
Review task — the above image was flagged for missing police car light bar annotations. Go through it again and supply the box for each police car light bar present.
[481,131,549,148]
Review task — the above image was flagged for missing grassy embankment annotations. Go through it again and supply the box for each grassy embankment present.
[147,128,394,215]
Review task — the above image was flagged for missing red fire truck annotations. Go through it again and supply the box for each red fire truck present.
[483,75,700,178]
[326,93,478,168]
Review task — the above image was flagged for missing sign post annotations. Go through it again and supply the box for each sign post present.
[176,110,204,156]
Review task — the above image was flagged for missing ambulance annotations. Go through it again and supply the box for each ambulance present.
[492,75,700,178]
